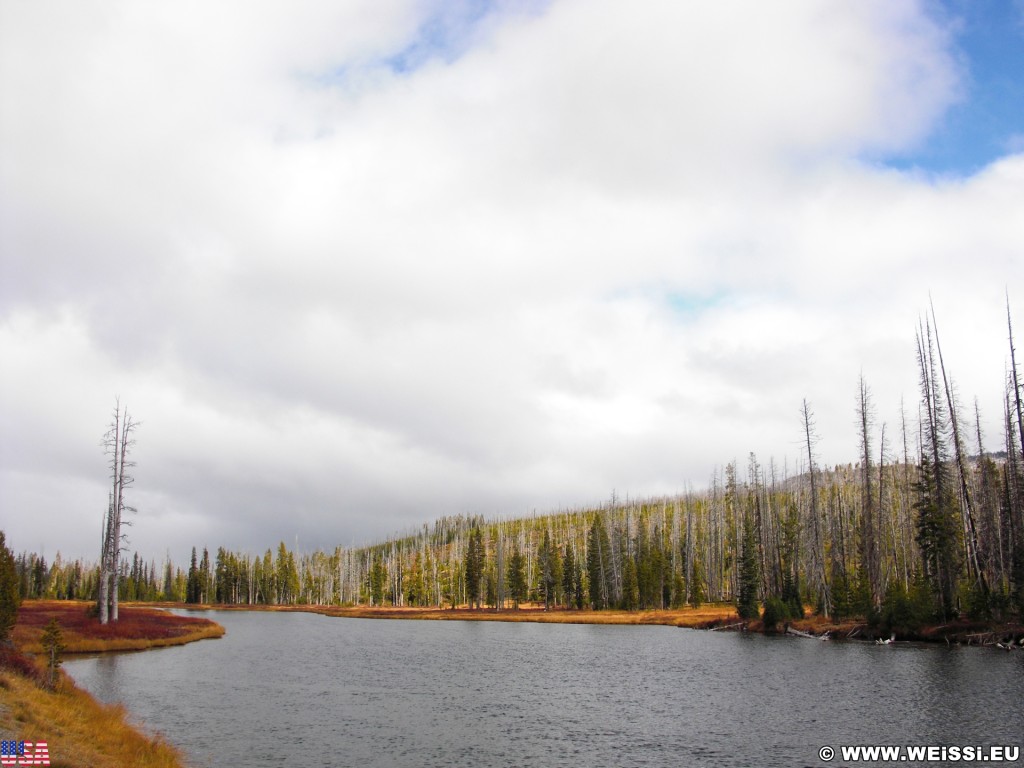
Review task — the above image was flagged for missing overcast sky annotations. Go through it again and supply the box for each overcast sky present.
[2,1,1022,567]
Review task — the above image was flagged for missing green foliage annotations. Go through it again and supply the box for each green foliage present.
[850,571,877,624]
[465,527,485,609]
[186,547,202,604]
[829,563,850,623]
[561,543,576,609]
[621,558,639,611]
[736,512,759,620]
[670,572,686,609]
[40,617,65,688]
[537,530,558,610]
[780,572,803,620]
[369,556,387,606]
[586,515,611,610]
[761,596,787,632]
[964,580,992,621]
[689,556,705,608]
[879,577,935,634]
[573,561,585,610]
[507,547,527,608]
[0,531,20,642]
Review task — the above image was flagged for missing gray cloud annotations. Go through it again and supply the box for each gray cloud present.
[1,0,1019,566]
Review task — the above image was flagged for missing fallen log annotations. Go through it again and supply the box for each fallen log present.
[709,621,746,632]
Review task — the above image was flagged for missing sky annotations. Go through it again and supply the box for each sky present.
[1,0,1022,567]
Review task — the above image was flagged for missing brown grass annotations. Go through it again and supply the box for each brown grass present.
[1,601,223,768]
[0,661,184,768]
[12,601,224,655]
[191,601,742,628]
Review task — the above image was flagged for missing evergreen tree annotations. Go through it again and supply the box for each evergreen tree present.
[736,510,760,620]
[621,557,639,610]
[186,547,201,604]
[465,527,484,609]
[562,543,576,608]
[586,514,611,609]
[0,531,19,643]
[485,567,498,610]
[40,617,65,688]
[915,319,961,617]
[199,547,211,604]
[370,555,387,606]
[574,561,585,610]
[507,546,527,609]
[538,530,556,610]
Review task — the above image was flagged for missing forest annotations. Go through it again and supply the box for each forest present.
[11,304,1024,632]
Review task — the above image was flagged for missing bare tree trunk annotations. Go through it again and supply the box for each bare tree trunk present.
[802,399,829,614]
[857,375,879,606]
[98,400,136,624]
[930,302,984,591]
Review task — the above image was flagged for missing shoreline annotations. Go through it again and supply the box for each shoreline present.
[2,601,225,768]
[169,600,1024,646]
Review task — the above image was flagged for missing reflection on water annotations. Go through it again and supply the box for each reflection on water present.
[65,611,1024,768]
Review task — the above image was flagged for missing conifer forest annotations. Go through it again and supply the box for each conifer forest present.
[13,305,1024,630]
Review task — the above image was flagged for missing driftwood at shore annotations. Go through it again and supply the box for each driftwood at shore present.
[709,621,746,632]
[786,626,828,640]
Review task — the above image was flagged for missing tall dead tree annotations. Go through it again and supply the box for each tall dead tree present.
[1009,297,1024,470]
[99,400,137,624]
[857,375,880,606]
[802,399,829,615]
[930,301,984,593]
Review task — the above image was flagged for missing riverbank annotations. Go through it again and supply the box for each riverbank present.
[13,600,225,654]
[0,651,184,768]
[173,600,1024,646]
[177,600,743,628]
[1,600,224,768]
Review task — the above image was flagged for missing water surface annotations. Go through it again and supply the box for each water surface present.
[65,611,1024,767]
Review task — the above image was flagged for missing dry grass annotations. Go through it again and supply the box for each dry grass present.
[13,601,224,654]
[1,601,222,768]
[0,662,184,768]
[216,601,743,628]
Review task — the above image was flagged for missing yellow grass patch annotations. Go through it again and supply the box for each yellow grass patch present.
[244,601,742,628]
[0,669,184,768]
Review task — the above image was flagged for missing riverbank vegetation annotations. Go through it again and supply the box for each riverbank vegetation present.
[0,645,185,768]
[0,600,220,767]
[8,304,1024,642]
[11,601,224,655]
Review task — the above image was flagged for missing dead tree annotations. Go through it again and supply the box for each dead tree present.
[99,400,137,624]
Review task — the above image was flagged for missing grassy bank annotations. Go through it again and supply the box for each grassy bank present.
[12,600,225,654]
[0,651,184,768]
[174,600,742,628]
[1,600,224,768]
[177,600,1024,645]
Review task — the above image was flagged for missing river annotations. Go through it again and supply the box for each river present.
[64,610,1024,767]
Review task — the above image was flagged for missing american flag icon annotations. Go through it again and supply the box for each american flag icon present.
[0,741,50,766]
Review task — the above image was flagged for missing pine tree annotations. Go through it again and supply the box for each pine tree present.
[507,546,527,609]
[40,617,65,689]
[914,320,962,618]
[370,555,387,606]
[0,531,19,642]
[464,527,485,609]
[186,547,201,604]
[562,543,576,608]
[621,557,639,610]
[586,514,611,609]
[737,509,760,620]
[538,530,556,610]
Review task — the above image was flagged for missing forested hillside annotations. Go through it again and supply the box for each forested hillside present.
[13,306,1024,628]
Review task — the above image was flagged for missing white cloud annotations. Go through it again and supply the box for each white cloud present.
[1,0,1019,564]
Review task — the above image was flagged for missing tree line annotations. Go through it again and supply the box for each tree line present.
[10,302,1024,630]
